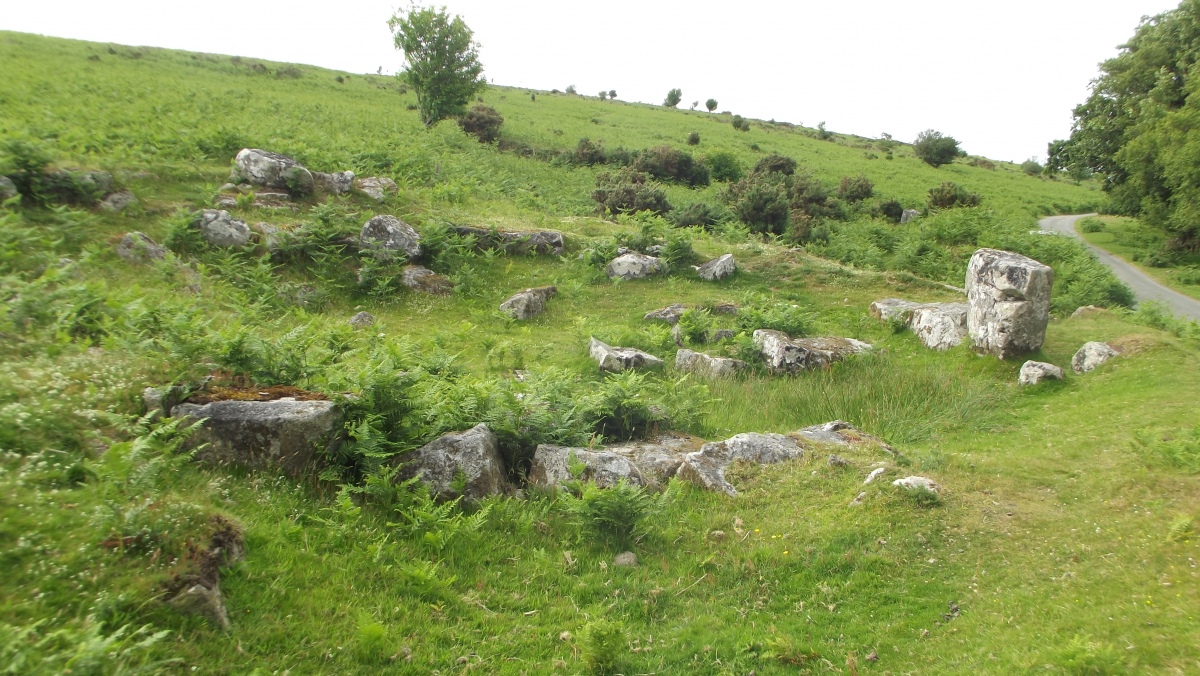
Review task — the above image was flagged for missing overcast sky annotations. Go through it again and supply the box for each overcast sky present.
[2,1,1180,162]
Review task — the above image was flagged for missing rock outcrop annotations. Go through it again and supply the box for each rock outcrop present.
[452,226,565,256]
[696,254,736,281]
[233,149,314,196]
[396,424,510,501]
[589,338,664,372]
[195,210,251,248]
[528,445,648,488]
[966,248,1053,359]
[869,298,922,323]
[1019,360,1064,385]
[675,349,746,378]
[500,286,556,319]
[753,330,872,374]
[1072,341,1119,373]
[401,265,453,295]
[355,176,398,202]
[116,231,166,263]
[644,304,687,325]
[360,215,422,259]
[605,253,667,280]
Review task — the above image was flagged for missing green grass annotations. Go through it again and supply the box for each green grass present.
[1,30,1199,675]
[1079,215,1200,301]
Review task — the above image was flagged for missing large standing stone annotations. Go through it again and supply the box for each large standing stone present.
[500,286,557,319]
[360,215,422,259]
[313,170,355,194]
[116,231,166,263]
[675,349,746,378]
[1072,341,1119,373]
[966,248,1053,359]
[355,176,398,202]
[233,149,314,196]
[528,446,648,488]
[589,337,664,371]
[752,330,872,374]
[171,399,344,479]
[644,304,687,325]
[196,210,251,248]
[1019,360,1064,385]
[696,254,736,281]
[909,303,968,351]
[400,265,453,295]
[396,424,510,501]
[605,253,667,280]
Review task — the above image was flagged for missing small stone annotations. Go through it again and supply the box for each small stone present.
[500,286,556,320]
[166,582,230,631]
[195,210,251,248]
[900,208,921,224]
[355,176,398,202]
[1071,305,1106,318]
[828,454,851,468]
[400,265,453,295]
[589,337,664,372]
[1018,360,1064,385]
[359,215,421,259]
[849,491,867,506]
[349,311,376,328]
[675,349,746,378]
[864,467,886,484]
[613,551,638,567]
[559,631,573,642]
[708,530,726,541]
[892,476,941,493]
[605,253,667,280]
[0,176,17,201]
[313,170,355,194]
[116,231,166,263]
[696,253,736,281]
[711,303,739,315]
[644,304,687,325]
[1072,341,1119,374]
[866,650,879,662]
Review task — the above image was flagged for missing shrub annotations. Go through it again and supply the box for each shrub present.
[913,129,961,167]
[968,157,996,170]
[676,308,714,344]
[669,201,729,229]
[736,303,816,336]
[731,115,750,131]
[573,138,608,166]
[705,98,717,112]
[592,168,671,217]
[565,84,577,95]
[1021,157,1044,176]
[878,199,904,223]
[659,232,698,269]
[573,480,661,546]
[928,181,982,209]
[598,90,607,100]
[581,618,627,674]
[753,153,797,176]
[632,145,709,186]
[686,131,700,146]
[706,151,744,182]
[663,88,682,107]
[275,66,302,79]
[457,104,504,143]
[0,138,53,197]
[837,174,874,202]
[727,173,790,235]
[1079,217,1106,233]
[816,121,832,140]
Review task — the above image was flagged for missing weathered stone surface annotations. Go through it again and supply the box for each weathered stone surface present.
[795,420,891,451]
[100,190,137,212]
[603,433,703,485]
[233,148,314,196]
[401,265,453,295]
[644,304,687,325]
[1071,305,1107,319]
[452,226,564,256]
[752,330,872,374]
[41,169,114,202]
[675,349,746,378]
[966,248,1053,359]
[195,210,251,248]
[348,311,376,328]
[589,337,664,371]
[250,222,281,250]
[613,552,638,567]
[1072,341,1119,374]
[167,582,230,631]
[892,476,941,493]
[1019,360,1064,385]
[396,424,510,501]
[678,433,805,496]
[828,454,852,467]
[313,170,354,194]
[0,176,16,201]
[355,176,398,202]
[864,467,887,484]
[869,298,922,323]
[500,286,557,319]
[712,329,736,341]
[712,303,739,315]
[605,253,667,280]
[697,254,736,281]
[528,445,648,488]
[900,209,921,224]
[116,231,166,263]
[171,399,343,479]
[360,215,421,259]
[909,303,968,351]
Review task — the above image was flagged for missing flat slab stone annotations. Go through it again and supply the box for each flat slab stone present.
[589,337,664,371]
[869,298,922,322]
[1019,360,1064,385]
[909,303,968,351]
[644,304,687,325]
[753,330,872,374]
[528,445,648,488]
[675,349,746,377]
[605,253,667,280]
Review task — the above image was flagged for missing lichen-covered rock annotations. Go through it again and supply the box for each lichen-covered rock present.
[613,551,638,567]
[100,190,137,212]
[355,176,398,202]
[528,445,648,488]
[313,170,355,194]
[752,330,872,374]
[869,298,922,322]
[678,433,805,496]
[348,311,376,328]
[644,304,687,325]
[588,337,664,371]
[1072,341,1119,373]
[893,476,941,493]
[171,399,344,479]
[0,176,16,201]
[167,582,230,631]
[195,210,251,248]
[696,254,736,281]
[909,303,968,351]
[396,424,510,501]
[966,248,1053,359]
[500,286,556,319]
[359,215,421,259]
[401,265,453,295]
[1019,360,1064,385]
[605,253,667,280]
[675,349,746,378]
[116,231,166,263]
[233,148,314,196]
[900,208,921,224]
[452,226,565,255]
[794,420,890,450]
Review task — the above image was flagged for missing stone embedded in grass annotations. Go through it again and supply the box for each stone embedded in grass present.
[752,330,872,374]
[500,285,557,319]
[116,231,166,263]
[360,214,421,259]
[1071,305,1107,319]
[613,551,638,567]
[1019,360,1064,385]
[313,169,355,194]
[232,148,314,196]
[348,311,376,328]
[1072,341,1120,373]
[678,432,805,496]
[396,423,511,501]
[892,476,941,493]
[696,253,736,281]
[99,189,137,212]
[674,349,746,378]
[0,176,16,201]
[605,252,667,280]
[909,303,968,351]
[400,265,453,295]
[452,226,565,256]
[528,445,649,488]
[869,298,922,322]
[195,209,251,248]
[588,337,664,372]
[828,454,851,467]
[900,208,921,223]
[864,467,887,484]
[167,582,231,631]
[644,304,687,325]
[966,248,1053,359]
[355,176,398,202]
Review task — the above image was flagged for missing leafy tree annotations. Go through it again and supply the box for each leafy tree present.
[598,90,607,100]
[609,89,617,99]
[706,151,744,183]
[1020,157,1044,176]
[388,6,487,127]
[664,88,682,107]
[913,129,960,167]
[705,98,718,112]
[565,84,577,95]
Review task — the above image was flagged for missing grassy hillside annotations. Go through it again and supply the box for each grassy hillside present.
[1,31,1198,675]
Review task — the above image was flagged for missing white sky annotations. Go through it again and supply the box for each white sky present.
[1,1,1180,162]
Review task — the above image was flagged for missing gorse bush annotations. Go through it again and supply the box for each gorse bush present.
[669,201,729,229]
[726,172,790,235]
[838,174,874,202]
[592,167,671,217]
[928,181,982,209]
[632,145,709,187]
[706,151,743,183]
[753,153,797,176]
[457,104,504,143]
[686,131,700,146]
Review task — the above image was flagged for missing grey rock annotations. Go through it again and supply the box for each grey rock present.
[602,433,703,485]
[116,231,166,263]
[849,491,867,506]
[712,329,737,341]
[644,304,687,325]
[613,552,638,567]
[644,245,664,256]
[451,226,565,256]
[218,182,238,193]
[313,170,355,194]
[250,222,281,250]
[233,148,314,196]
[528,445,648,488]
[355,176,398,202]
[589,337,664,371]
[864,467,886,484]
[400,265,453,295]
[171,399,344,479]
[99,190,137,212]
[1019,360,1064,385]
[828,454,851,467]
[360,215,421,259]
[1071,305,1106,319]
[396,424,510,501]
[349,311,376,328]
[900,208,921,224]
[195,210,251,248]
[605,253,667,280]
[214,196,238,209]
[711,303,739,315]
[794,420,891,450]
[909,303,968,351]
[752,330,872,374]
[892,476,941,493]
[0,176,16,201]
[697,253,736,281]
[869,298,922,323]
[677,432,804,496]
[675,349,746,378]
[167,582,230,631]
[500,286,557,319]
[1072,341,1119,374]
[966,248,1053,359]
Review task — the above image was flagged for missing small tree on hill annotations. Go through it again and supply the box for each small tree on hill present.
[389,6,487,127]
[1021,157,1044,176]
[913,129,961,168]
[599,90,607,100]
[566,84,577,95]
[664,88,682,107]
[705,98,718,112]
[609,89,617,100]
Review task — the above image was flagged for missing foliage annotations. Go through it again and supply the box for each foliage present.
[676,308,715,344]
[591,167,671,217]
[1079,217,1106,233]
[705,151,744,183]
[928,181,982,209]
[726,171,790,234]
[669,201,729,229]
[837,174,874,202]
[1021,157,1044,176]
[0,617,176,675]
[663,88,682,108]
[736,303,817,336]
[457,104,503,143]
[731,115,750,131]
[570,480,665,547]
[0,137,53,197]
[686,131,700,146]
[1132,424,1200,473]
[878,198,904,223]
[913,129,960,167]
[389,6,487,126]
[753,153,797,176]
[581,618,627,674]
[632,145,710,186]
[705,98,717,112]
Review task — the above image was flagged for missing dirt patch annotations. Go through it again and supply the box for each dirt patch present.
[1108,333,1159,356]
[185,384,328,404]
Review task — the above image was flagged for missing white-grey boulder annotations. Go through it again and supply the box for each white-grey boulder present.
[753,330,872,374]
[966,248,1054,359]
[397,424,510,501]
[355,176,398,202]
[675,349,746,378]
[313,170,354,194]
[869,298,922,323]
[528,445,648,488]
[233,148,314,196]
[589,337,664,371]
[644,304,687,325]
[500,286,556,320]
[1019,360,1064,385]
[677,433,805,496]
[892,476,941,493]
[195,210,251,248]
[360,215,421,259]
[1072,341,1119,374]
[696,254,736,281]
[605,253,667,280]
[909,303,968,351]
[100,190,137,212]
[900,208,921,224]
[116,231,166,263]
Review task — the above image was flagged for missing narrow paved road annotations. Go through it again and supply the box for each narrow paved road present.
[1039,214,1200,321]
